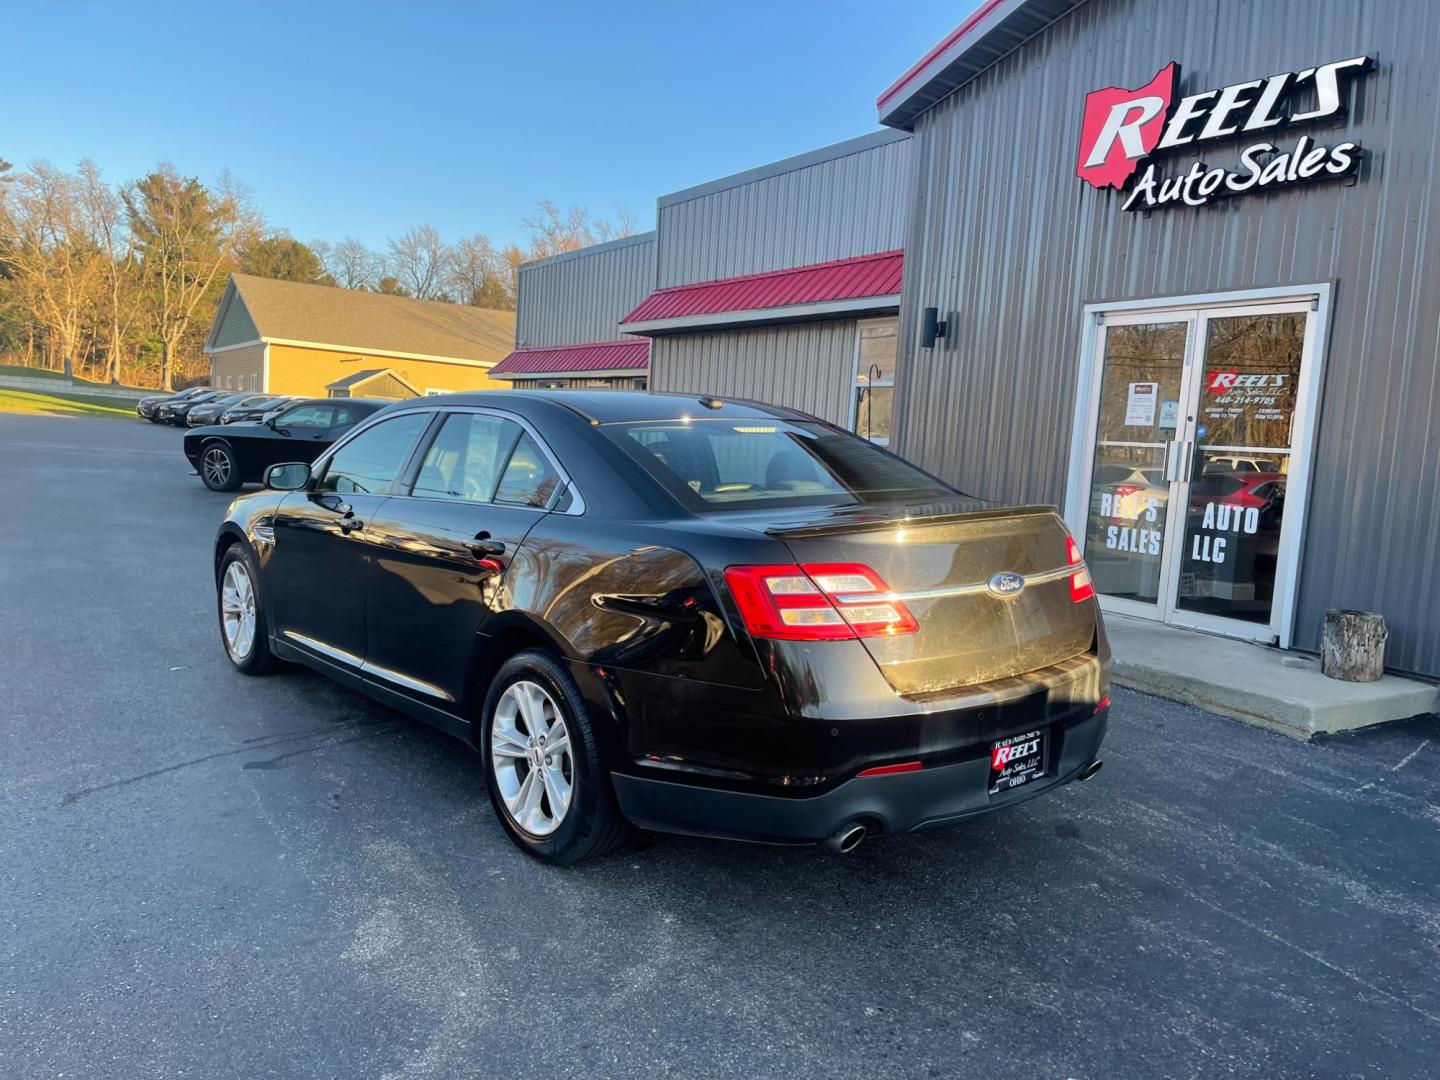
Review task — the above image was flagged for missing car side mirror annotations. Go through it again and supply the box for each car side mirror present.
[264,462,311,491]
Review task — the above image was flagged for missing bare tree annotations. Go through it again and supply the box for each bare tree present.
[322,236,383,291]
[78,160,140,383]
[521,199,637,260]
[387,224,450,300]
[125,165,258,389]
[446,232,513,309]
[0,161,105,372]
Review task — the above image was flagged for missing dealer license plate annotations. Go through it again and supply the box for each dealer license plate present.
[988,729,1047,795]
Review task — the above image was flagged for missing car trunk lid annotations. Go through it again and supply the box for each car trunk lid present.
[760,499,1096,697]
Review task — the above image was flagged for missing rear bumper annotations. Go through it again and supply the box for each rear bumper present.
[612,709,1108,844]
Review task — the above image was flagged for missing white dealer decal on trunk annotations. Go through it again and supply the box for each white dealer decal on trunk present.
[1075,55,1374,211]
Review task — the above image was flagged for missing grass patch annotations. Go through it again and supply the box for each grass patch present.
[0,363,69,380]
[0,388,138,419]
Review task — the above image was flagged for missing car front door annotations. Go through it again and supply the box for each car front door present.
[362,409,573,711]
[267,410,433,674]
[234,402,336,479]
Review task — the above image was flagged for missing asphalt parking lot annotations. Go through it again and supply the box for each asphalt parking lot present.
[2,412,1438,1079]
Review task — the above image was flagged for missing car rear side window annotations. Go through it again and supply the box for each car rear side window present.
[608,419,952,510]
[318,413,430,495]
[411,413,520,503]
[493,431,563,508]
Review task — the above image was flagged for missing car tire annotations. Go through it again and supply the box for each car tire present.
[479,649,633,865]
[217,544,276,676]
[199,441,243,492]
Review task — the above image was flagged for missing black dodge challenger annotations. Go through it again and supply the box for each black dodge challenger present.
[184,398,387,491]
[213,392,1111,863]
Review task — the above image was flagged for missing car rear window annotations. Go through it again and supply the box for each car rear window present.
[605,419,952,510]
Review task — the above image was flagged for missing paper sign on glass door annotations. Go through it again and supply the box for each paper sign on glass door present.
[1125,382,1158,426]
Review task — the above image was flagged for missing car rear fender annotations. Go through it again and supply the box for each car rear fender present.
[464,610,629,761]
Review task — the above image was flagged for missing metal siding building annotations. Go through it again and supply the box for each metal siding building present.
[494,233,656,388]
[642,133,912,432]
[884,0,1440,676]
[646,321,858,423]
[653,131,912,287]
[514,233,656,350]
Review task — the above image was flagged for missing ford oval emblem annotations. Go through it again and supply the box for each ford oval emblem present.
[987,571,1026,598]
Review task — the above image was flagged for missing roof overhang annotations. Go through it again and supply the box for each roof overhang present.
[495,369,645,381]
[877,0,1086,130]
[620,250,903,336]
[490,339,650,378]
[324,367,421,395]
[621,295,901,336]
[242,337,498,368]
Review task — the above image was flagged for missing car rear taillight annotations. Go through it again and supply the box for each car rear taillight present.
[723,563,918,641]
[1066,536,1094,603]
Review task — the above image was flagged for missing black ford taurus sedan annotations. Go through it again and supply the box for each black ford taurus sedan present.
[184,397,388,491]
[212,392,1110,863]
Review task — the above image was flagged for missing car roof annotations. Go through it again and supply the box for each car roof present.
[410,389,818,425]
[283,397,389,410]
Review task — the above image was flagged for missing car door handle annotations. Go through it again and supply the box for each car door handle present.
[466,537,505,558]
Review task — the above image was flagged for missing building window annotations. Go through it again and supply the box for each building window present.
[852,317,897,445]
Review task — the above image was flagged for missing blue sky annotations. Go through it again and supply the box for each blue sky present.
[6,1,972,251]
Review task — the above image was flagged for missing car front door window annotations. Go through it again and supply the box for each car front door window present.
[318,413,431,495]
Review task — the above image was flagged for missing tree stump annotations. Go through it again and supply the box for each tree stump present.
[1321,610,1388,682]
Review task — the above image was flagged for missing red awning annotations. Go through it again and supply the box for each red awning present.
[620,249,903,330]
[489,339,649,377]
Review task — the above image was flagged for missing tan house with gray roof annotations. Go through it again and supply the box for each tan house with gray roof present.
[204,274,513,399]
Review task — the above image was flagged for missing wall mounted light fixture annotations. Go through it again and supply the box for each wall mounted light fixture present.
[920,307,948,348]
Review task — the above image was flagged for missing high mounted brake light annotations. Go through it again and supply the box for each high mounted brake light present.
[1066,535,1095,603]
[723,563,919,641]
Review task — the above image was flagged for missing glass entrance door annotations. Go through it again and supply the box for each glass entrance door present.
[1071,297,1322,645]
[1078,315,1193,619]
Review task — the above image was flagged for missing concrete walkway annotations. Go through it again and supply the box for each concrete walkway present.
[1105,612,1439,739]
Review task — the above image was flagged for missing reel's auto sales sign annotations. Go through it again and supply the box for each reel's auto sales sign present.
[1076,55,1373,211]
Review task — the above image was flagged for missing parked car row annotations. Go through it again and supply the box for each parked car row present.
[135,384,392,492]
[137,386,301,427]
[186,393,296,427]
[183,397,390,491]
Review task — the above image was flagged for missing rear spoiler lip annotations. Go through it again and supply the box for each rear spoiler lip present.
[762,504,1059,540]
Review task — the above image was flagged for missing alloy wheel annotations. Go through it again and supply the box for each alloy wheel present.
[491,680,574,837]
[220,561,257,661]
[202,447,232,488]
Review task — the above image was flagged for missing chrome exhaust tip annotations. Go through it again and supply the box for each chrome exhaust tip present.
[1078,759,1104,782]
[824,822,867,855]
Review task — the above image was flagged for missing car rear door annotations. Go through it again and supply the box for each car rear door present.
[361,409,572,710]
[266,410,433,673]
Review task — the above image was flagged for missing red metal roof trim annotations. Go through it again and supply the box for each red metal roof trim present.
[621,250,903,325]
[490,339,649,376]
[876,0,1007,108]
